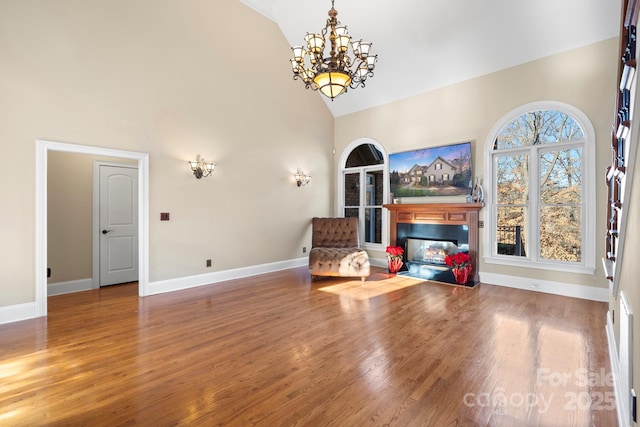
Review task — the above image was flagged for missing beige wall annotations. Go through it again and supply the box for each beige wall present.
[335,38,618,289]
[47,152,95,284]
[0,0,333,306]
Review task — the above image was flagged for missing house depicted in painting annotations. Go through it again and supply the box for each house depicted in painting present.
[424,156,458,186]
[402,157,458,186]
[404,164,423,184]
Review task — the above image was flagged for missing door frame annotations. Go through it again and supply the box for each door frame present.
[36,140,149,317]
[93,161,139,289]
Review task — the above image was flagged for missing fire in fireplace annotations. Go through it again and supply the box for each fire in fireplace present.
[406,238,458,265]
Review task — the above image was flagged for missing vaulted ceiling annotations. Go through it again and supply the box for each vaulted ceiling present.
[240,0,621,117]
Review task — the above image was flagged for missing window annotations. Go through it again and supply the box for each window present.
[485,102,596,273]
[339,140,388,247]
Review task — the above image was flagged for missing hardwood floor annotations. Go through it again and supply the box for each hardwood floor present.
[0,268,616,426]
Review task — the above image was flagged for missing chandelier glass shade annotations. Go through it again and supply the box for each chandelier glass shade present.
[290,0,377,100]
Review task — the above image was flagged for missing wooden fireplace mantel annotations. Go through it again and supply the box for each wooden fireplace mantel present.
[383,203,483,284]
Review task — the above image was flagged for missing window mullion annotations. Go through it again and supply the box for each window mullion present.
[491,154,499,257]
[530,145,541,262]
[359,168,366,233]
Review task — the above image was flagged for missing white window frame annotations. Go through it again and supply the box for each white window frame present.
[483,101,596,274]
[337,138,389,251]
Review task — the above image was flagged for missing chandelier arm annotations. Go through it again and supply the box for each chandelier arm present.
[349,79,366,89]
[293,73,320,92]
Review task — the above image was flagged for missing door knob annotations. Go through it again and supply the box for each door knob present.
[102,229,113,234]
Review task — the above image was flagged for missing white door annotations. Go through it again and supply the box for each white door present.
[99,165,138,286]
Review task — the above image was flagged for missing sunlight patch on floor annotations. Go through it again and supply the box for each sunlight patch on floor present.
[318,275,425,301]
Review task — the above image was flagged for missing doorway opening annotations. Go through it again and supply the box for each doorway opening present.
[36,140,149,317]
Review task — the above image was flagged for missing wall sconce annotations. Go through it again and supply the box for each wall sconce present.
[189,155,216,179]
[294,169,311,187]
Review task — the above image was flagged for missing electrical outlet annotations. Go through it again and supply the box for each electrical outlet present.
[160,212,170,221]
[206,259,212,267]
[303,246,307,253]
[478,220,484,228]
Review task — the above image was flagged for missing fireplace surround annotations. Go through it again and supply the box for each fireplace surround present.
[384,203,483,285]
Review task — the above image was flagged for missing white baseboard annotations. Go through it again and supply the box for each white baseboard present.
[0,302,37,325]
[369,257,387,268]
[479,271,609,302]
[0,258,309,325]
[148,257,308,295]
[48,278,94,296]
[607,310,627,427]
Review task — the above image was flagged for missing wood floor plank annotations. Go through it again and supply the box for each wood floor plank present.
[0,267,617,426]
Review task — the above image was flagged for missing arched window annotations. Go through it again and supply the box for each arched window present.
[484,101,596,273]
[338,139,388,247]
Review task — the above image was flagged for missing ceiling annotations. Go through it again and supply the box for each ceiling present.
[240,0,621,117]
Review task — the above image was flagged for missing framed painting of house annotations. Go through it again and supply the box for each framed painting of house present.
[389,141,473,198]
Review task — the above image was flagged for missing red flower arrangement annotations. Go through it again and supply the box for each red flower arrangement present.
[386,246,404,274]
[444,252,470,269]
[386,246,404,259]
[445,252,472,284]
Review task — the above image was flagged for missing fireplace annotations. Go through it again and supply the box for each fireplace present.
[384,203,483,285]
[406,238,459,265]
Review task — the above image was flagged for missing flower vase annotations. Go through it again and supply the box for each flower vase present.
[452,264,472,285]
[388,257,403,274]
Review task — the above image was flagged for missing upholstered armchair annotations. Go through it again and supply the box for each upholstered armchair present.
[308,217,370,281]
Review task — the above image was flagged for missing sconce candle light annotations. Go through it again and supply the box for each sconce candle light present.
[189,155,216,179]
[294,169,311,187]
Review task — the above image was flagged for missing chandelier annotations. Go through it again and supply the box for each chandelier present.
[290,0,377,100]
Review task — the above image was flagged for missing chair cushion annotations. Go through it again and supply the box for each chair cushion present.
[309,247,370,278]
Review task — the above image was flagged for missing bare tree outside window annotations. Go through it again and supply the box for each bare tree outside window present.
[493,110,584,262]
